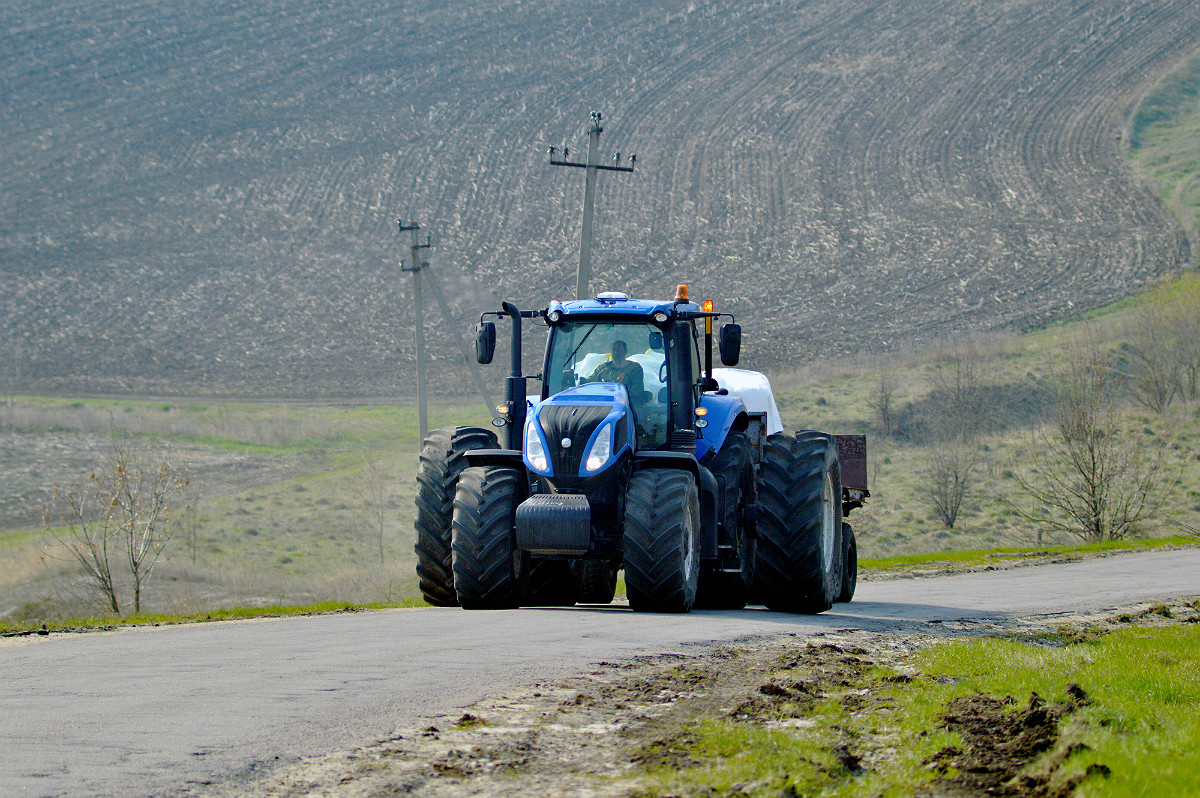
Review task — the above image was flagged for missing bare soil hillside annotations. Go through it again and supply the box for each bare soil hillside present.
[2,0,1197,396]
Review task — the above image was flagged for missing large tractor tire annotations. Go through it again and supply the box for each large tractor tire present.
[753,432,843,614]
[695,431,756,609]
[575,559,619,605]
[623,469,701,613]
[414,426,498,606]
[451,466,521,610]
[525,558,579,607]
[837,522,858,603]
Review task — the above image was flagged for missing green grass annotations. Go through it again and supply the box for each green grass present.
[644,623,1200,797]
[1129,52,1200,266]
[859,535,1196,573]
[908,625,1200,797]
[1,598,429,635]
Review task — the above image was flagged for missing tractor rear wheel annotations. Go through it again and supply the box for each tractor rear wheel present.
[695,431,756,609]
[451,466,521,610]
[576,559,619,604]
[623,469,700,613]
[414,426,498,606]
[753,432,843,614]
[837,522,858,603]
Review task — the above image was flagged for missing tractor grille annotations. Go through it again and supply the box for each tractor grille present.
[539,404,612,477]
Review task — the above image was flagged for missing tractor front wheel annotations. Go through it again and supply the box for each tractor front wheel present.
[623,469,701,613]
[451,466,521,610]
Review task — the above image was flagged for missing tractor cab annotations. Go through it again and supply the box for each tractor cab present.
[534,287,744,461]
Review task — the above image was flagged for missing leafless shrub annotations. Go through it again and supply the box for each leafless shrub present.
[353,455,391,565]
[919,442,982,529]
[868,370,899,439]
[924,337,994,443]
[1121,273,1200,411]
[1008,337,1173,542]
[916,339,994,527]
[43,427,194,614]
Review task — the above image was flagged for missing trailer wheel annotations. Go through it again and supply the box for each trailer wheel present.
[525,558,579,607]
[837,522,858,603]
[623,469,700,613]
[576,559,619,604]
[414,426,498,606]
[451,466,521,609]
[754,432,843,614]
[696,431,756,609]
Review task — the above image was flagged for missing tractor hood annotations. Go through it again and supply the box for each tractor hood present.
[524,383,635,483]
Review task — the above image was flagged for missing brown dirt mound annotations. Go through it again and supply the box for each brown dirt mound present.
[922,684,1105,797]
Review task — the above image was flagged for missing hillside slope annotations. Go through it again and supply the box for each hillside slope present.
[2,0,1198,396]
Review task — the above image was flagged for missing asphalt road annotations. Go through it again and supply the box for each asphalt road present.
[2,548,1197,798]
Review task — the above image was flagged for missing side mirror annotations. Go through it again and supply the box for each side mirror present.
[648,330,663,350]
[475,321,496,365]
[719,323,741,366]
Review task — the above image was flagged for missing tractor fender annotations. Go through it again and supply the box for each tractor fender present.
[695,394,749,462]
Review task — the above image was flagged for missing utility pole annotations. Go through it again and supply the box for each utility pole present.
[398,218,499,448]
[399,218,431,445]
[549,111,636,299]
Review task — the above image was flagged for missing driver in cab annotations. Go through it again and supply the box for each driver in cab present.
[586,340,645,400]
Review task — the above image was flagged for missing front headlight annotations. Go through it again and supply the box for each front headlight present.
[526,418,548,472]
[584,423,612,472]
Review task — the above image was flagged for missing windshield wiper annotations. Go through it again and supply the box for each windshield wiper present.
[561,324,598,369]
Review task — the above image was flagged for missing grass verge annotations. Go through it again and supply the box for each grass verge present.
[858,535,1197,574]
[0,598,428,636]
[642,604,1200,797]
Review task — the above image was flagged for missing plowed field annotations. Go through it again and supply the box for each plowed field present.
[2,0,1198,395]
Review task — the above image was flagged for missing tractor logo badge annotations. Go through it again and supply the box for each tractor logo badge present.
[561,437,572,448]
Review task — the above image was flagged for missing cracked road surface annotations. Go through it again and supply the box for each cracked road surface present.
[2,547,1197,798]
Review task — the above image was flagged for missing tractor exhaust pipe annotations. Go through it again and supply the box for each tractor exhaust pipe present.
[501,301,527,451]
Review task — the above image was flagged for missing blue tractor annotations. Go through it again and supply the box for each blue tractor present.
[413,286,866,613]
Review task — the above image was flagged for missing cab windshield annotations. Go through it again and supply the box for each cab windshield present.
[545,321,669,448]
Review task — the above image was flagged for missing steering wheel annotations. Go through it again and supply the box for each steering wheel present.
[658,360,668,383]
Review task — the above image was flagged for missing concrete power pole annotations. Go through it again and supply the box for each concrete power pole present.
[399,219,431,444]
[398,218,499,449]
[549,111,636,299]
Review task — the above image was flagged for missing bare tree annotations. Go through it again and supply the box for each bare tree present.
[44,477,122,614]
[926,337,992,442]
[354,455,390,564]
[1166,273,1200,401]
[868,370,899,439]
[917,339,992,527]
[1122,296,1180,412]
[43,428,192,614]
[1122,273,1200,411]
[179,479,203,565]
[918,442,981,528]
[113,441,191,613]
[1,341,23,433]
[1009,340,1172,542]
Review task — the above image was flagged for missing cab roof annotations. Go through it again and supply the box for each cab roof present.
[549,292,701,321]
